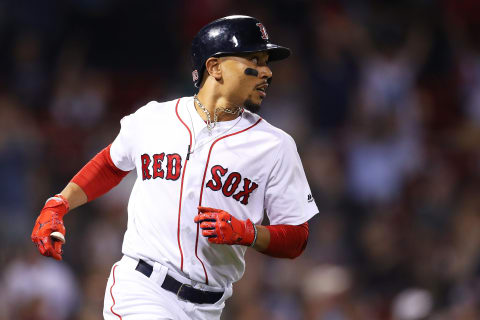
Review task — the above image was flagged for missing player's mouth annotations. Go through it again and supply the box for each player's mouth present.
[255,83,268,98]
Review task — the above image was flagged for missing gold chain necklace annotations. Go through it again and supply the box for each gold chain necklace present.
[194,94,243,131]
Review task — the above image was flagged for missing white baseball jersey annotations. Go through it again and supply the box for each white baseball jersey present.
[110,96,318,288]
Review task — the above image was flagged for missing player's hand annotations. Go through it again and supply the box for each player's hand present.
[195,206,255,246]
[31,194,69,260]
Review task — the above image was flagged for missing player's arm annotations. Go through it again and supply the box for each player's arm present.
[60,182,88,210]
[254,223,309,258]
[31,144,129,260]
[195,207,309,259]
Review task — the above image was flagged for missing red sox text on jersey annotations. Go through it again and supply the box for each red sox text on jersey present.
[141,153,258,205]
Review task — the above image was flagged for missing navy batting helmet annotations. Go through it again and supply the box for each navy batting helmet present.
[191,15,291,88]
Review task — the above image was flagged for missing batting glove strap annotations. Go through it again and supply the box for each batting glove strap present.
[44,194,70,214]
[249,223,258,248]
[240,218,255,247]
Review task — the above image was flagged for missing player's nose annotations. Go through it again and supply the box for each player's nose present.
[259,65,272,80]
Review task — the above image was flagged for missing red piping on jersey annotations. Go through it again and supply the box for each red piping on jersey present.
[109,265,122,319]
[196,117,263,285]
[175,98,190,271]
[176,98,209,283]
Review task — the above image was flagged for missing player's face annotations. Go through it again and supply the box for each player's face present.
[218,51,272,112]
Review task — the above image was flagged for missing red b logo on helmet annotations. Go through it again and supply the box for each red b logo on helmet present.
[256,23,269,40]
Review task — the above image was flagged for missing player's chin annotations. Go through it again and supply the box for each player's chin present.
[244,98,262,113]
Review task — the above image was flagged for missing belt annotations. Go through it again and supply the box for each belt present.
[135,259,223,304]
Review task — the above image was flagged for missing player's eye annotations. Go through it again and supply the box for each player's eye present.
[250,57,258,65]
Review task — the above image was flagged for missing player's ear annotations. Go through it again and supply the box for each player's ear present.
[205,57,222,81]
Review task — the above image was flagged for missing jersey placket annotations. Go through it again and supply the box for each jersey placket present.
[180,99,244,285]
[176,99,211,284]
[177,98,263,286]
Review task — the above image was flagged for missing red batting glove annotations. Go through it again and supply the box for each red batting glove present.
[195,206,256,246]
[31,194,69,260]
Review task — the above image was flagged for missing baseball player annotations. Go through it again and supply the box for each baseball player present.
[31,15,318,319]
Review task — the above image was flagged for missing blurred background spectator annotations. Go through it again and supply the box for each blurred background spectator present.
[1,0,479,319]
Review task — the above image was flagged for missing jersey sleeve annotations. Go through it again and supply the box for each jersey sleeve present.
[110,114,136,171]
[264,135,319,225]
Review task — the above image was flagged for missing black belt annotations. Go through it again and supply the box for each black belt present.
[135,259,223,304]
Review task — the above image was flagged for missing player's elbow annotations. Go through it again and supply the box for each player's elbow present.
[289,222,309,259]
[263,222,310,259]
[288,236,308,259]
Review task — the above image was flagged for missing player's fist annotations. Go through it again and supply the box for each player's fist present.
[195,206,255,246]
[31,194,69,260]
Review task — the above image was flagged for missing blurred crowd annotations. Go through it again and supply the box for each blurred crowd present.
[1,0,480,319]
